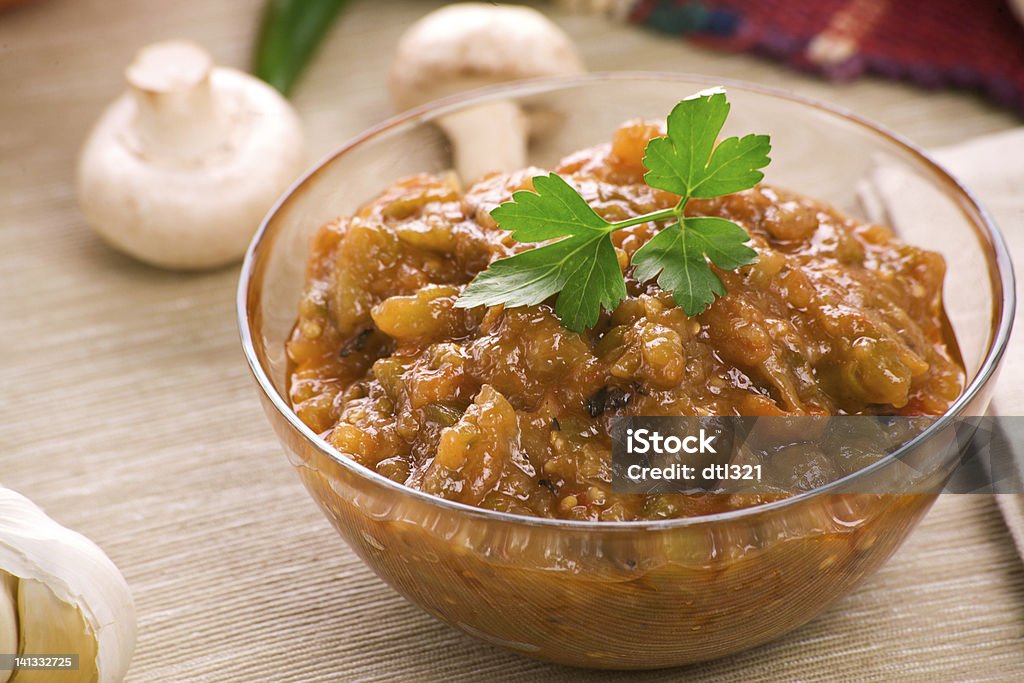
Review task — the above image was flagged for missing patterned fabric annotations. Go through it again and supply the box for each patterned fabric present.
[630,0,1024,114]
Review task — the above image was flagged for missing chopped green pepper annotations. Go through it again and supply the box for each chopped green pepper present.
[253,0,352,95]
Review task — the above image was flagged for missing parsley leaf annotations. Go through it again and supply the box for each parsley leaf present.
[489,173,612,242]
[455,174,626,332]
[632,217,758,315]
[643,90,771,199]
[455,89,771,331]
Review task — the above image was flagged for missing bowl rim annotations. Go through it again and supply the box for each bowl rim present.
[238,71,1016,530]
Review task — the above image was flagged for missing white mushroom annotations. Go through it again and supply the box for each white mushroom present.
[389,3,585,184]
[77,40,305,270]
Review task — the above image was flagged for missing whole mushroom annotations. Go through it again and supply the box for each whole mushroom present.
[77,41,305,270]
[389,3,585,184]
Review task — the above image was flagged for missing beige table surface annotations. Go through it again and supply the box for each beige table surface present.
[2,1,1024,681]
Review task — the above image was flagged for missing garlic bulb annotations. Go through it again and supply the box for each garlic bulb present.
[0,573,16,683]
[0,487,135,683]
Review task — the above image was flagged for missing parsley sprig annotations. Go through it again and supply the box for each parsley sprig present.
[455,88,771,332]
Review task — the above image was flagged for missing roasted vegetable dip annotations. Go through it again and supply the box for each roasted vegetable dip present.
[286,121,964,521]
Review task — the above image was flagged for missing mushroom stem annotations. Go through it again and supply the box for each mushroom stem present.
[389,3,585,184]
[437,99,528,184]
[126,41,229,162]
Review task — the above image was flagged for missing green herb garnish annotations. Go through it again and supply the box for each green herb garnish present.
[455,88,771,332]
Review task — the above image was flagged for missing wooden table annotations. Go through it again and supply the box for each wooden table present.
[2,1,1023,680]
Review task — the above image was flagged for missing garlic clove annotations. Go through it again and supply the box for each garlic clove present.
[14,580,100,683]
[0,488,135,683]
[0,572,16,683]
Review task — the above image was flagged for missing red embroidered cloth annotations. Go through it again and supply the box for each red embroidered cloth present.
[630,0,1024,114]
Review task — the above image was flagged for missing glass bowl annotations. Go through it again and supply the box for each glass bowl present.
[238,74,1014,669]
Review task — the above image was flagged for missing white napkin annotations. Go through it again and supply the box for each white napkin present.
[933,131,1024,415]
[868,129,1024,557]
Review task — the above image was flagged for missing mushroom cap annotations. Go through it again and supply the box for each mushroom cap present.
[390,3,585,111]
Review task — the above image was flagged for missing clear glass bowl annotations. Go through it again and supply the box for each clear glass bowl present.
[238,74,1014,669]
